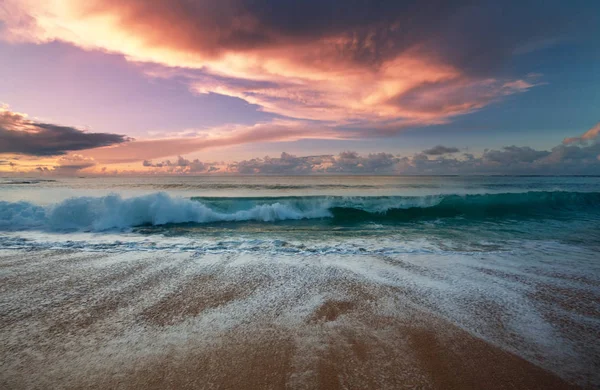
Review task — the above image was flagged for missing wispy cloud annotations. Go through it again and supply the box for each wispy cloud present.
[84,120,342,163]
[563,122,600,145]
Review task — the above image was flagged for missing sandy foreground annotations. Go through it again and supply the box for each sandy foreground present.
[1,249,598,389]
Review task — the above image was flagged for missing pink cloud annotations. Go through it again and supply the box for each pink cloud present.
[84,120,343,163]
[563,122,600,144]
[1,1,543,130]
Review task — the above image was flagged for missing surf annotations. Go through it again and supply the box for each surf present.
[0,191,598,232]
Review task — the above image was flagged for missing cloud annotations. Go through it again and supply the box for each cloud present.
[422,145,460,155]
[326,151,399,173]
[142,156,219,173]
[483,146,550,165]
[85,120,342,163]
[10,122,599,175]
[225,151,399,174]
[7,154,98,175]
[216,128,600,175]
[563,122,600,145]
[139,150,402,175]
[229,152,328,174]
[52,154,97,174]
[2,0,580,131]
[0,106,129,156]
[400,141,600,175]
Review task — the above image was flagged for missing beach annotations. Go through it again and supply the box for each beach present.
[3,1,600,387]
[1,247,597,389]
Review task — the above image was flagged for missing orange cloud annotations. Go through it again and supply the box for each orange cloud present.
[1,0,543,128]
[563,122,600,145]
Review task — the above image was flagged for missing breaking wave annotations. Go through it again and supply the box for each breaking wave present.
[0,191,598,232]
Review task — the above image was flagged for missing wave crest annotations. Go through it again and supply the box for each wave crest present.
[0,191,598,232]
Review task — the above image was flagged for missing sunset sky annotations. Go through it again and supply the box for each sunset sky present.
[1,0,599,175]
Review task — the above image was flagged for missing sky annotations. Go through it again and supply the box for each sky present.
[0,0,599,175]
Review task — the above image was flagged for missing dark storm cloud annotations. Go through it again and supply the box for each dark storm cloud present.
[0,107,130,156]
[422,145,460,155]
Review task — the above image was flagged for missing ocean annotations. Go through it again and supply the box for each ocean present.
[1,175,599,388]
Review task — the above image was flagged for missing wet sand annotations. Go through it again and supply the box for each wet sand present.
[1,249,596,389]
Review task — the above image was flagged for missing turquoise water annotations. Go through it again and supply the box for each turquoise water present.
[1,175,599,252]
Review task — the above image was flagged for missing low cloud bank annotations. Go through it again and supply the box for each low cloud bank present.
[143,156,220,173]
[140,124,600,175]
[422,145,460,155]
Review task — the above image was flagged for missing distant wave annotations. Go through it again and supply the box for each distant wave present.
[0,179,57,185]
[0,191,598,232]
[331,191,600,222]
